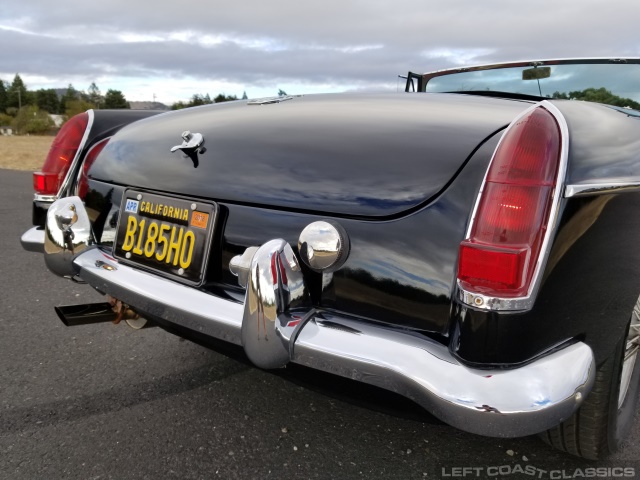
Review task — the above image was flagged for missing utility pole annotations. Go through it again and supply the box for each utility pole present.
[16,89,21,135]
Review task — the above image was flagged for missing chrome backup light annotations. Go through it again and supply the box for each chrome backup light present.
[298,221,350,272]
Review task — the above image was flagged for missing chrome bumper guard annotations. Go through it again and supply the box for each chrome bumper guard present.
[23,198,596,438]
[20,227,45,253]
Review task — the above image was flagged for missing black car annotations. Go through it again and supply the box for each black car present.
[21,58,640,459]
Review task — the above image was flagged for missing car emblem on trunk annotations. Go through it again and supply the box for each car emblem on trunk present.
[170,131,206,168]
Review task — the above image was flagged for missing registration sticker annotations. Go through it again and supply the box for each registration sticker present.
[124,199,139,214]
[191,211,209,229]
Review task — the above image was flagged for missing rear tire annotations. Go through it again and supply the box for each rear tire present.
[541,298,640,459]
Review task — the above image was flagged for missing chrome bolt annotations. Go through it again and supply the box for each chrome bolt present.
[191,203,197,210]
[136,194,142,201]
[575,392,582,402]
[474,296,484,307]
[125,252,131,259]
[178,268,185,275]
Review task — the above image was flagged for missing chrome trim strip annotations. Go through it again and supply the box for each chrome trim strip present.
[294,315,595,437]
[33,194,57,203]
[565,183,640,198]
[422,57,640,85]
[20,226,45,253]
[70,246,594,437]
[457,100,570,311]
[57,109,95,198]
[72,136,112,196]
[73,249,244,345]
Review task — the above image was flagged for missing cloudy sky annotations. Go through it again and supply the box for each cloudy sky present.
[1,0,638,105]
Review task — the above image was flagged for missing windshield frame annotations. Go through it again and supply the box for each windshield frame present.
[410,58,640,97]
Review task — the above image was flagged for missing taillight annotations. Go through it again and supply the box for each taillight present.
[457,105,562,299]
[78,138,109,199]
[33,112,89,195]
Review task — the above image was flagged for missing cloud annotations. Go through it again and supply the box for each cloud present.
[1,0,638,103]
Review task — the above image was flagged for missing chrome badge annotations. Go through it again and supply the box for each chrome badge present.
[170,131,206,168]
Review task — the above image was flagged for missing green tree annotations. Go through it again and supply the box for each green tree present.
[553,87,640,110]
[65,99,96,119]
[12,105,54,135]
[241,91,248,100]
[0,80,7,114]
[103,89,130,109]
[189,93,209,106]
[87,82,103,108]
[60,84,79,114]
[213,93,238,103]
[35,88,60,114]
[7,74,30,110]
[277,89,287,97]
[0,112,12,127]
[171,101,187,110]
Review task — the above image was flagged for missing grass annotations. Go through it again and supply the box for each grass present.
[0,135,53,171]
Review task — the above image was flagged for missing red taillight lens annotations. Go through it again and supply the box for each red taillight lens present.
[457,106,561,298]
[33,112,89,195]
[78,138,109,199]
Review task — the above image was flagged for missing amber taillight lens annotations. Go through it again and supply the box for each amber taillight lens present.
[457,106,562,297]
[33,112,89,195]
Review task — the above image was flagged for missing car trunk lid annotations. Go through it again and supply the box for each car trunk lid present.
[89,93,531,218]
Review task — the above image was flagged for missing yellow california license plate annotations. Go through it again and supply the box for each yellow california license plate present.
[114,190,217,285]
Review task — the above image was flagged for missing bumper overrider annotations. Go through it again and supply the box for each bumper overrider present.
[21,196,596,438]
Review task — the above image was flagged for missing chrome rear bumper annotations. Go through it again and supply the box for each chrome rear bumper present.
[20,226,45,253]
[21,200,596,437]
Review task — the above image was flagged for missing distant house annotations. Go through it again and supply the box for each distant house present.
[0,126,13,136]
[49,115,64,128]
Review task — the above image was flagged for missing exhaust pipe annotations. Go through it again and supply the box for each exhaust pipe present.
[55,303,118,327]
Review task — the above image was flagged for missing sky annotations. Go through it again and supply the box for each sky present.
[1,0,639,105]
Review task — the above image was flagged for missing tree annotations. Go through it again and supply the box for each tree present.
[241,91,248,100]
[60,84,79,114]
[277,89,287,97]
[0,80,7,114]
[104,89,130,109]
[552,87,640,110]
[87,82,103,108]
[213,93,238,103]
[65,99,96,119]
[189,93,210,107]
[12,105,54,135]
[7,74,30,111]
[35,88,60,114]
[0,112,12,127]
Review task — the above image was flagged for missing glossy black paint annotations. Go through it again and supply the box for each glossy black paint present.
[83,131,498,335]
[554,100,640,187]
[452,193,640,366]
[88,93,529,218]
[445,99,640,366]
[81,93,640,367]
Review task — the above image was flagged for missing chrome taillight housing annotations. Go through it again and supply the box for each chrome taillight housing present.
[457,102,568,310]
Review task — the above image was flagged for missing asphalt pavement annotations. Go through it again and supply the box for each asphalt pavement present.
[1,168,640,480]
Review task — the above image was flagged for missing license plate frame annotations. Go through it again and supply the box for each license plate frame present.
[113,189,218,286]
